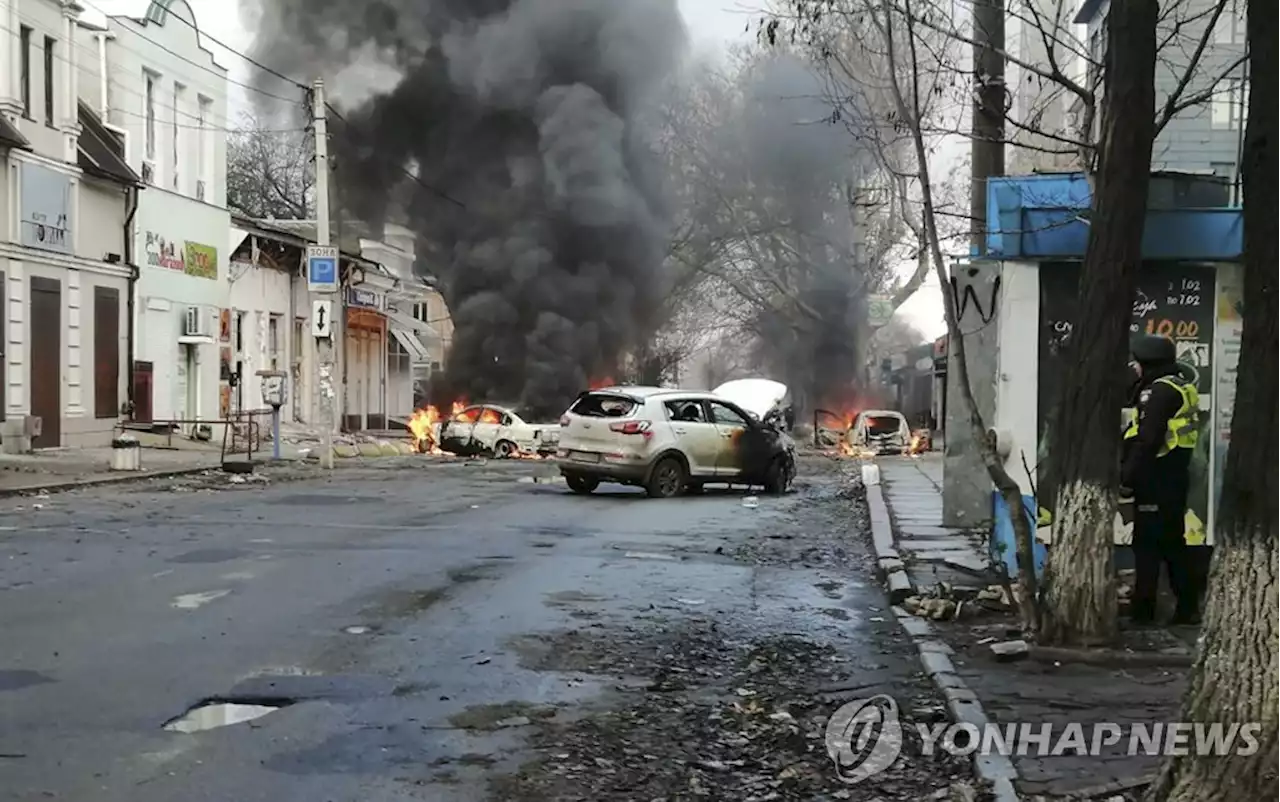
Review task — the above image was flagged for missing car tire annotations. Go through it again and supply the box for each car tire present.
[566,474,599,494]
[763,456,790,495]
[646,457,687,499]
[495,440,517,459]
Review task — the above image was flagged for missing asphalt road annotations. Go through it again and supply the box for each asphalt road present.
[0,456,936,802]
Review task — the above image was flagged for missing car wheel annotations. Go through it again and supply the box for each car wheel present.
[646,457,687,499]
[566,474,599,494]
[495,440,517,459]
[763,457,790,495]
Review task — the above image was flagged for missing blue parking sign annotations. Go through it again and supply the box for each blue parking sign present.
[307,245,339,292]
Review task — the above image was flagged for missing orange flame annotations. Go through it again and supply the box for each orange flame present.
[479,408,501,424]
[588,376,616,390]
[407,406,443,453]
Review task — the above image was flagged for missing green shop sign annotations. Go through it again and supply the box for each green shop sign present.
[144,232,218,279]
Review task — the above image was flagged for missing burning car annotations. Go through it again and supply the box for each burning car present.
[436,404,560,458]
[557,379,797,498]
[848,409,913,456]
[405,402,558,458]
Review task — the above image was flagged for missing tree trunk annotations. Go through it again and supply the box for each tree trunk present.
[1039,0,1159,646]
[1144,3,1280,799]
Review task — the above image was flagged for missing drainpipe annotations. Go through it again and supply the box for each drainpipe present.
[123,182,140,418]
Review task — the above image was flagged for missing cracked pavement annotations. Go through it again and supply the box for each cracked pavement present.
[0,455,972,801]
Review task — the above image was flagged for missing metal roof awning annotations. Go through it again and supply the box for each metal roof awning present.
[390,327,430,363]
[384,308,439,342]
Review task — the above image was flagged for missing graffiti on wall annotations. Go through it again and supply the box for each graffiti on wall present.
[949,268,1001,326]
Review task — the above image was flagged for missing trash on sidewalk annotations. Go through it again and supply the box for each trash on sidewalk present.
[989,639,1030,662]
[742,495,759,509]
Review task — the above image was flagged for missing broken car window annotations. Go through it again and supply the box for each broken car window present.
[665,400,707,423]
[570,394,636,418]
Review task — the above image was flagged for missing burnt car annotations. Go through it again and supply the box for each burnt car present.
[438,404,560,458]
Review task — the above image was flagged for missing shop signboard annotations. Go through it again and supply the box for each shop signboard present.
[145,232,218,279]
[1036,262,1216,546]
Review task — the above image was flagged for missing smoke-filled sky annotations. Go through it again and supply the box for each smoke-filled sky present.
[105,0,945,341]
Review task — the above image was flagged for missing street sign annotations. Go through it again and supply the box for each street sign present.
[312,300,333,339]
[307,245,339,292]
[867,295,895,328]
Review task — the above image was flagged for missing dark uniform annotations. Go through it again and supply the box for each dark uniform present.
[1121,335,1201,625]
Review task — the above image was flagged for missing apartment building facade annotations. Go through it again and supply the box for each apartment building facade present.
[77,0,231,432]
[0,0,139,451]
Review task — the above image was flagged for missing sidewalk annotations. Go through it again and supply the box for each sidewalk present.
[0,447,228,496]
[868,455,1192,800]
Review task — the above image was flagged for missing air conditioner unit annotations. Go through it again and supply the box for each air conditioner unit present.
[141,160,155,185]
[196,179,206,201]
[183,306,208,337]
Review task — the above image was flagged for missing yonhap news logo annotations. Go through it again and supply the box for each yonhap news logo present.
[824,696,1264,783]
[824,695,903,784]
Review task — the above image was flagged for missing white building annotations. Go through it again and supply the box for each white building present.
[1,0,139,451]
[76,0,231,434]
[1004,0,1082,174]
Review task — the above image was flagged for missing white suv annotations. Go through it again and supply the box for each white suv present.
[556,385,797,498]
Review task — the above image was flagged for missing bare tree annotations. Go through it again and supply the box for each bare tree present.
[1145,2,1279,797]
[226,110,316,220]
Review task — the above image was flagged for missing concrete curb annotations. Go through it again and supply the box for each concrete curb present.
[865,479,915,603]
[890,606,1021,802]
[0,466,216,498]
[331,440,415,459]
[865,466,1019,800]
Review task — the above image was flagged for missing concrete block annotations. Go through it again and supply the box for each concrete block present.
[333,444,360,458]
[990,640,1030,662]
[946,695,992,730]
[886,569,913,603]
[377,441,401,456]
[941,684,979,704]
[878,557,906,573]
[919,650,956,677]
[893,608,935,638]
[394,441,416,455]
[918,639,954,655]
[357,442,383,458]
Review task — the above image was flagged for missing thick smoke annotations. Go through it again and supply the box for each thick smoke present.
[727,55,878,413]
[241,0,688,417]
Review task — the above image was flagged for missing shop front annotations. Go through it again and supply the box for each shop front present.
[343,283,389,431]
[132,200,230,436]
[978,172,1242,582]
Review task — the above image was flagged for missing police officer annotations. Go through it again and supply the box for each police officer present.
[1121,335,1201,625]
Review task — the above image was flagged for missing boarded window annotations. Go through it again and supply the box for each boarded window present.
[94,286,120,418]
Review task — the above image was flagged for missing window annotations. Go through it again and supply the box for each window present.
[144,71,157,162]
[19,26,32,117]
[43,37,56,126]
[197,95,212,201]
[268,314,282,370]
[293,318,304,363]
[707,401,750,427]
[1212,79,1247,129]
[171,82,184,192]
[234,311,245,352]
[666,399,707,423]
[1214,0,1245,44]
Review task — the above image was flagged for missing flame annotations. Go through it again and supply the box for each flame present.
[908,429,931,456]
[479,408,501,424]
[407,406,443,454]
[588,376,616,390]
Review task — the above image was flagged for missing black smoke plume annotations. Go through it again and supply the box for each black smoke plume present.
[240,0,688,418]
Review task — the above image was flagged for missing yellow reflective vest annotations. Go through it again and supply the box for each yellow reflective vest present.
[1123,375,1200,456]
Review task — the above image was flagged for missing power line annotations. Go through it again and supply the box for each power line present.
[74,0,306,106]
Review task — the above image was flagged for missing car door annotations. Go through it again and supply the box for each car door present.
[707,400,753,477]
[469,406,505,449]
[662,398,721,477]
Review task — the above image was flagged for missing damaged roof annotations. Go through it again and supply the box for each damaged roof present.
[230,215,379,268]
[0,113,31,152]
[77,101,141,186]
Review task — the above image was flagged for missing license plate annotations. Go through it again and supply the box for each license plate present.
[570,451,601,463]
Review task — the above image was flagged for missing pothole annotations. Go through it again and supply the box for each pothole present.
[162,698,295,734]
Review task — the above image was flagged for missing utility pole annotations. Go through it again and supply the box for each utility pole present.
[312,79,336,470]
[970,0,1006,252]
